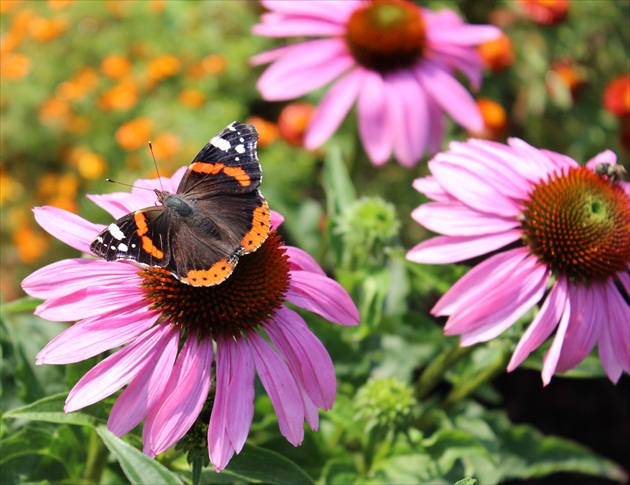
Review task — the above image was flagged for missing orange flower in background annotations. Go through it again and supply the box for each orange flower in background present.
[149,0,167,13]
[516,0,569,25]
[0,53,31,80]
[0,0,21,14]
[150,133,182,161]
[277,102,314,147]
[101,54,132,80]
[48,0,76,10]
[28,16,68,42]
[38,97,71,125]
[178,88,206,108]
[56,67,99,101]
[189,54,228,78]
[116,117,154,151]
[13,224,50,263]
[547,58,587,102]
[469,98,508,141]
[478,34,514,73]
[146,54,181,83]
[603,74,630,118]
[246,116,279,148]
[72,149,107,180]
[99,80,138,111]
[0,167,24,206]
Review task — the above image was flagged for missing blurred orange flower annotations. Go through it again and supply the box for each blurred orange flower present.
[149,0,167,13]
[603,74,630,118]
[76,151,107,180]
[517,0,569,25]
[56,67,99,101]
[13,224,50,263]
[29,16,68,42]
[178,88,206,108]
[99,80,138,111]
[0,0,21,14]
[478,34,514,73]
[0,53,31,80]
[469,98,508,141]
[101,54,132,80]
[0,168,24,206]
[38,97,71,125]
[202,54,227,75]
[48,0,76,10]
[277,102,314,147]
[246,116,279,148]
[150,133,182,161]
[548,58,587,102]
[116,117,154,151]
[146,54,181,83]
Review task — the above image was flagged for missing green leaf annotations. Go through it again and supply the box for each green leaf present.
[3,393,106,427]
[321,460,359,485]
[197,443,314,484]
[454,478,477,485]
[322,145,356,218]
[0,296,42,315]
[96,426,184,485]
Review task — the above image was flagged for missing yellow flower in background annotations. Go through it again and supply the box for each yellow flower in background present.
[0,167,24,206]
[115,117,154,151]
[66,147,107,180]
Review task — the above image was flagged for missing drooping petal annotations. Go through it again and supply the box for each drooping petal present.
[108,325,180,436]
[36,303,158,364]
[266,306,336,409]
[508,277,568,371]
[406,230,521,264]
[357,69,394,166]
[541,296,573,385]
[411,201,519,236]
[143,336,213,457]
[33,206,102,254]
[604,279,630,373]
[428,43,483,90]
[65,324,174,412]
[304,68,363,150]
[247,331,304,446]
[415,60,483,132]
[22,258,140,300]
[286,271,360,325]
[256,38,353,101]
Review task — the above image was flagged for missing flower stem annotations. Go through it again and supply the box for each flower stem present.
[84,428,109,484]
[414,342,476,401]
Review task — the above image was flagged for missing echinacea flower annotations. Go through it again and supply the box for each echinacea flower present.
[251,0,501,167]
[22,167,359,472]
[406,138,630,384]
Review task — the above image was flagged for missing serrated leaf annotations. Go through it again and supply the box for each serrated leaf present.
[96,426,184,485]
[198,443,314,484]
[3,393,106,427]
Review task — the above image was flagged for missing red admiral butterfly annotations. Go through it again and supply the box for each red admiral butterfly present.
[90,121,271,287]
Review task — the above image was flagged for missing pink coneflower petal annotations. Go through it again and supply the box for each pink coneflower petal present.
[260,0,359,22]
[428,24,503,46]
[357,70,394,165]
[508,278,569,371]
[555,284,599,373]
[415,60,484,133]
[256,39,353,101]
[23,259,139,300]
[108,326,180,436]
[86,193,143,220]
[541,299,572,386]
[406,230,522,264]
[447,258,549,346]
[286,271,361,325]
[143,336,213,458]
[412,176,453,202]
[585,149,618,170]
[247,331,304,446]
[35,283,146,322]
[605,279,630,372]
[33,206,102,254]
[428,157,521,217]
[270,210,284,228]
[412,201,519,236]
[425,95,446,154]
[65,325,174,412]
[428,43,483,90]
[386,71,428,167]
[36,304,158,365]
[304,68,363,150]
[599,314,624,384]
[266,306,336,410]
[253,13,346,37]
[284,246,326,275]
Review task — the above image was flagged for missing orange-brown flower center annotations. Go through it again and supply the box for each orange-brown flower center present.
[521,167,630,283]
[140,230,290,339]
[345,0,426,73]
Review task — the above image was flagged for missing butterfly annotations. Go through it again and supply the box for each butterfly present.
[90,121,271,287]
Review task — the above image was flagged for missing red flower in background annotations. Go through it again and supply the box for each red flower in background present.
[603,74,630,119]
[517,0,570,25]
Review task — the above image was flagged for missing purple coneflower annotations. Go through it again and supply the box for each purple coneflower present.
[22,167,359,472]
[406,138,630,384]
[251,0,501,167]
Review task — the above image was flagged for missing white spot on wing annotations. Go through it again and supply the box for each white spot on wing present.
[211,136,231,151]
[235,144,245,154]
[108,223,126,241]
[96,236,103,243]
[118,243,128,252]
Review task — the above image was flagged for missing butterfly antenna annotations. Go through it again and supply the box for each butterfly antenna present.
[105,178,154,192]
[148,141,165,192]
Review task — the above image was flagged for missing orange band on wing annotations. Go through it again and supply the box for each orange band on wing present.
[181,258,236,287]
[190,162,251,187]
[240,200,271,253]
[141,236,164,259]
[134,211,149,236]
[134,212,164,259]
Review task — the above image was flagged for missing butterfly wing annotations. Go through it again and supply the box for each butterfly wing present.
[90,207,173,269]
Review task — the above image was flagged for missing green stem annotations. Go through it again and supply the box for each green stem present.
[414,342,476,402]
[441,347,511,409]
[84,428,109,484]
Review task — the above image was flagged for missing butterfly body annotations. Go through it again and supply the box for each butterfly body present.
[90,122,271,287]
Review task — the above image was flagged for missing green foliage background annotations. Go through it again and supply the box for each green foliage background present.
[1,1,629,484]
